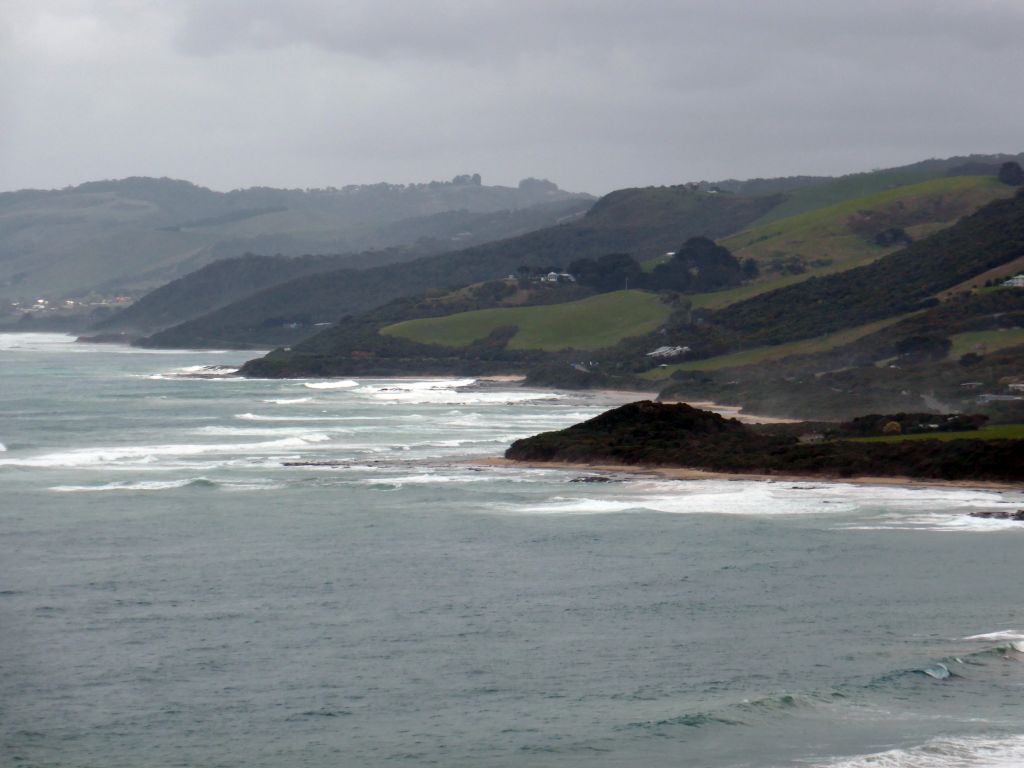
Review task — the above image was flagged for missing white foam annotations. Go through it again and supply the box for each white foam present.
[510,497,646,515]
[194,425,352,437]
[303,380,358,389]
[236,413,380,422]
[171,364,238,375]
[146,370,242,381]
[507,482,860,517]
[363,378,477,392]
[814,734,1024,767]
[355,380,562,405]
[358,473,492,487]
[50,478,209,492]
[261,397,313,404]
[0,442,5,452]
[0,434,331,468]
[220,481,286,491]
[846,512,1024,533]
[964,630,1024,642]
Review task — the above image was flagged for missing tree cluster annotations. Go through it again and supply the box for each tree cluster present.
[567,237,752,294]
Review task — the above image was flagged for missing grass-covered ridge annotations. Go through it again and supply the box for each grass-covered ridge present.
[724,175,1012,267]
[711,190,1024,347]
[748,156,1023,225]
[381,290,671,351]
[641,176,1014,313]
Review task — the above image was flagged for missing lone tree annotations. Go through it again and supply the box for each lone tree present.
[998,161,1024,186]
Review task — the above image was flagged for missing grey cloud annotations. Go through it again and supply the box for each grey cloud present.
[4,1,1024,193]
[173,0,1024,60]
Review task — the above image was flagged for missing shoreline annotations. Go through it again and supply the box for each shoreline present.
[469,456,1022,492]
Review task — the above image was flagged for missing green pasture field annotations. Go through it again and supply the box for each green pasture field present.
[947,329,1024,359]
[380,290,672,352]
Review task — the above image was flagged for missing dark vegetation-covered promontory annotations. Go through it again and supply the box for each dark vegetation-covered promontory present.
[505,401,1024,482]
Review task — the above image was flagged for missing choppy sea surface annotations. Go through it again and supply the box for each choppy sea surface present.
[3,333,1024,768]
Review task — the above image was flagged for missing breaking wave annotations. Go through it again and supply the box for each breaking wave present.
[49,477,286,492]
[812,734,1024,767]
[0,434,332,468]
[303,380,358,389]
[235,413,374,422]
[146,364,240,380]
[51,478,219,492]
[504,482,860,516]
[964,630,1024,652]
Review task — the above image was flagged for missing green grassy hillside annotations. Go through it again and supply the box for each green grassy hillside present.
[642,176,1014,313]
[381,290,671,351]
[710,190,1024,347]
[947,328,1024,359]
[641,314,916,379]
[724,175,1012,268]
[643,177,1011,301]
[748,153,1024,225]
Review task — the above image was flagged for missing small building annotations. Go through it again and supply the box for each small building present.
[978,394,1023,403]
[1002,274,1024,288]
[541,272,575,283]
[645,345,691,359]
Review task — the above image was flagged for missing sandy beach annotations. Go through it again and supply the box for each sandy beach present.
[470,456,1022,492]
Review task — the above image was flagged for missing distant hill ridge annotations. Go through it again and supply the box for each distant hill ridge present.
[138,184,784,349]
[123,152,1022,349]
[162,176,1015,352]
[0,173,591,306]
[87,197,592,338]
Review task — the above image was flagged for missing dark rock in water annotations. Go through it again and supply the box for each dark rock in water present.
[969,509,1024,521]
[570,475,620,483]
[282,460,349,467]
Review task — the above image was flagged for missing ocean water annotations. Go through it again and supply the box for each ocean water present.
[2,333,1024,768]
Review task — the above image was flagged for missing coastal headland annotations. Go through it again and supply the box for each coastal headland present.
[496,400,1024,487]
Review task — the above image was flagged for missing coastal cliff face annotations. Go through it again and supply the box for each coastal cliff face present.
[505,401,1024,482]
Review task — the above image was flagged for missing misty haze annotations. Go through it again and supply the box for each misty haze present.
[3,3,1024,767]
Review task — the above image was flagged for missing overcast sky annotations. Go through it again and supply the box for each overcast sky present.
[3,0,1023,194]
